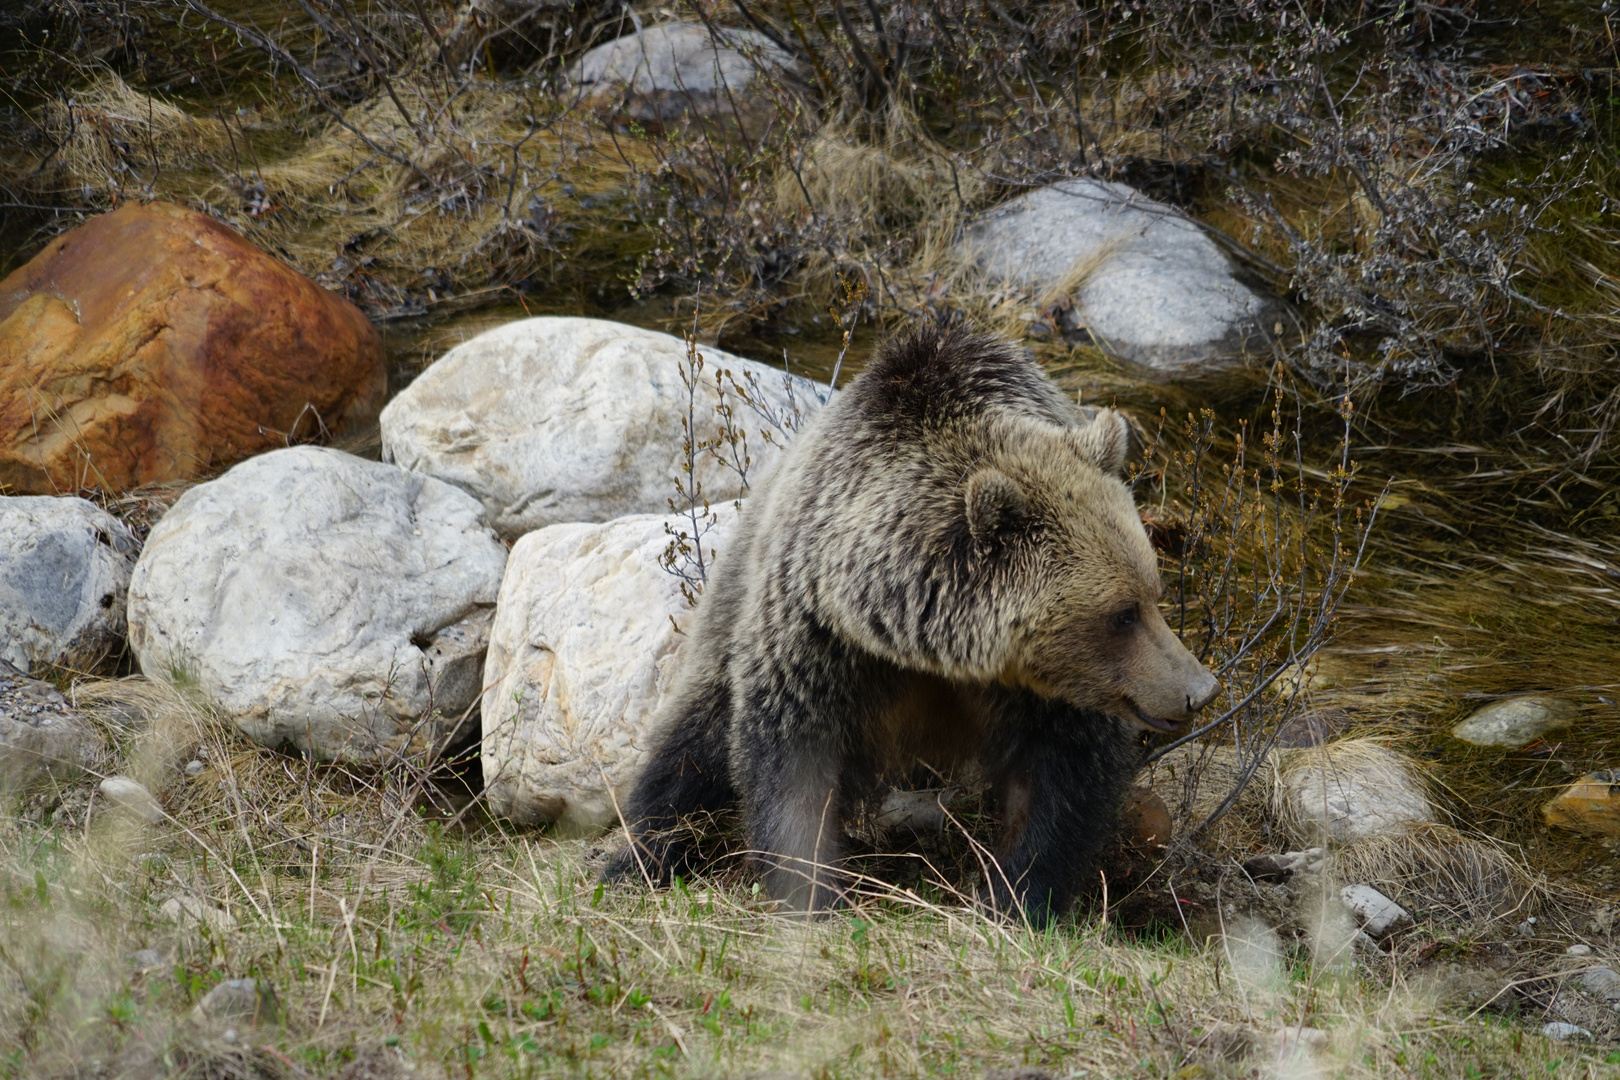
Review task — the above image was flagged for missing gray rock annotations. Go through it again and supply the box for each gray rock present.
[184,759,205,777]
[127,447,507,763]
[128,948,166,974]
[958,179,1275,373]
[99,775,162,824]
[160,894,237,933]
[1452,697,1574,749]
[195,979,280,1025]
[381,317,826,539]
[1568,944,1593,956]
[1340,884,1413,938]
[1278,740,1435,843]
[570,22,799,123]
[1241,848,1324,882]
[0,496,138,675]
[1542,1022,1593,1042]
[874,789,952,836]
[1581,966,1620,1002]
[0,663,102,790]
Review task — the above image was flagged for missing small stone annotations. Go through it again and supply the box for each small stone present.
[1568,944,1593,956]
[1517,917,1538,938]
[1453,697,1574,749]
[1543,771,1620,838]
[874,789,950,836]
[1241,848,1324,882]
[184,760,205,777]
[196,979,280,1025]
[99,776,163,824]
[160,895,237,933]
[1541,1022,1593,1042]
[1351,930,1384,954]
[1581,966,1620,1002]
[128,948,165,973]
[1340,884,1413,938]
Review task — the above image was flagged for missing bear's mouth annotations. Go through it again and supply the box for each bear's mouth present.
[1127,700,1184,733]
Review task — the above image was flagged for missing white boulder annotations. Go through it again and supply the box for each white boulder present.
[381,317,824,539]
[0,495,138,674]
[1452,696,1573,749]
[570,22,799,121]
[127,447,507,762]
[1277,738,1435,843]
[958,178,1274,372]
[481,506,738,829]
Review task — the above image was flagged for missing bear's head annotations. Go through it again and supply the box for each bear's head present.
[965,408,1220,732]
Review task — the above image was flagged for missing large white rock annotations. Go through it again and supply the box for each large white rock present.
[1277,739,1435,844]
[0,495,138,674]
[127,446,507,762]
[381,317,824,539]
[958,178,1274,372]
[569,22,799,121]
[481,506,738,829]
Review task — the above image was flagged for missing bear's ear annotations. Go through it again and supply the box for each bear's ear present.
[1070,408,1130,477]
[965,468,1028,547]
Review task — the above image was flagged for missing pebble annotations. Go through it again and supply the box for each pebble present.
[128,948,165,973]
[1242,848,1325,881]
[1542,1022,1593,1042]
[1340,884,1413,938]
[1581,966,1620,1002]
[195,978,281,1025]
[160,895,237,933]
[98,776,163,824]
[1568,944,1593,956]
[184,759,205,776]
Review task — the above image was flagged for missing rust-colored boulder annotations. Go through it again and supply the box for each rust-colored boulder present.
[0,201,385,493]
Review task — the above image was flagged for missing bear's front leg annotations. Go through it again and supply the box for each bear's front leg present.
[731,643,880,913]
[981,694,1144,926]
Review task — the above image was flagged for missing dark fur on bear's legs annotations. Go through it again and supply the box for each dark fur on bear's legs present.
[603,675,737,886]
[730,639,889,911]
[979,692,1143,926]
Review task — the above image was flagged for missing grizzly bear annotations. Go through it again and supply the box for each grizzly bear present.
[605,325,1219,923]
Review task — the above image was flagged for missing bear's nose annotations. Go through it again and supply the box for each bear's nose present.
[1187,669,1220,714]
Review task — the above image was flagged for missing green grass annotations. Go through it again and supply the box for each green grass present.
[2,691,1617,1080]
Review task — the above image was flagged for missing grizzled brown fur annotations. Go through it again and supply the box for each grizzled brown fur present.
[606,325,1218,923]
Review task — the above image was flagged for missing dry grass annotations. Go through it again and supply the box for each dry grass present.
[4,675,1614,1079]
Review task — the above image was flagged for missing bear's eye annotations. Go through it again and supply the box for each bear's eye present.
[1110,605,1139,631]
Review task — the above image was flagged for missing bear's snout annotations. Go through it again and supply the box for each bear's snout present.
[1187,666,1221,715]
[1120,612,1222,732]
